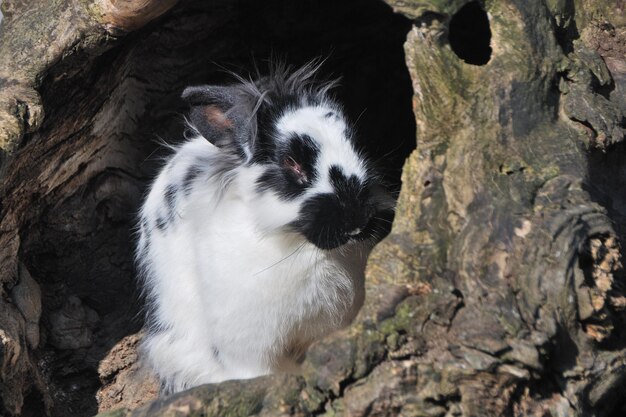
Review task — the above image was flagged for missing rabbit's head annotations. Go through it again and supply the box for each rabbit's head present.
[182,64,394,250]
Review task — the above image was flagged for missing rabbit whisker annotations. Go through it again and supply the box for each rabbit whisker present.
[253,241,307,276]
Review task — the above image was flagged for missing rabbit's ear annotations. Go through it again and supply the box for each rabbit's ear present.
[182,85,256,159]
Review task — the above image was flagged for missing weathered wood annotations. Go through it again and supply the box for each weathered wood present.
[1,0,625,416]
[91,0,179,34]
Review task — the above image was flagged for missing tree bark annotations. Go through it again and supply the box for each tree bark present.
[0,0,625,417]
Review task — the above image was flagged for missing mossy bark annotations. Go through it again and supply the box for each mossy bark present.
[0,0,625,416]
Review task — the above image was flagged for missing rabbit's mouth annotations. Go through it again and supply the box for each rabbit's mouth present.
[347,209,394,244]
[347,227,362,237]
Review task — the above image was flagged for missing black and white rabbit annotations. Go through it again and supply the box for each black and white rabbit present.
[137,63,395,393]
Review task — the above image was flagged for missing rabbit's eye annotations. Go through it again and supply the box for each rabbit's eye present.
[284,156,309,185]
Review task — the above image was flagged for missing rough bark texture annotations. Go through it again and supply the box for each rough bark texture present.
[1,0,625,416]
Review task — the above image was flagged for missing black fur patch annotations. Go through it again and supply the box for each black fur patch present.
[251,98,297,164]
[155,216,168,231]
[212,346,221,363]
[182,165,204,195]
[164,184,177,212]
[328,166,393,243]
[293,166,377,250]
[294,193,351,249]
[155,184,179,230]
[328,166,364,202]
[256,133,320,199]
[359,207,394,243]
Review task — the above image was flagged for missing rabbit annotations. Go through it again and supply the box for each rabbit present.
[136,63,395,394]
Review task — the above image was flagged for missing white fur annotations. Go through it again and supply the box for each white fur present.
[276,106,368,191]
[138,104,377,393]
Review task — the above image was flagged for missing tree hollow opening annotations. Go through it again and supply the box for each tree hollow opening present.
[448,1,492,65]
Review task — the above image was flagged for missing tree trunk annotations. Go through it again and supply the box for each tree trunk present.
[0,1,625,417]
